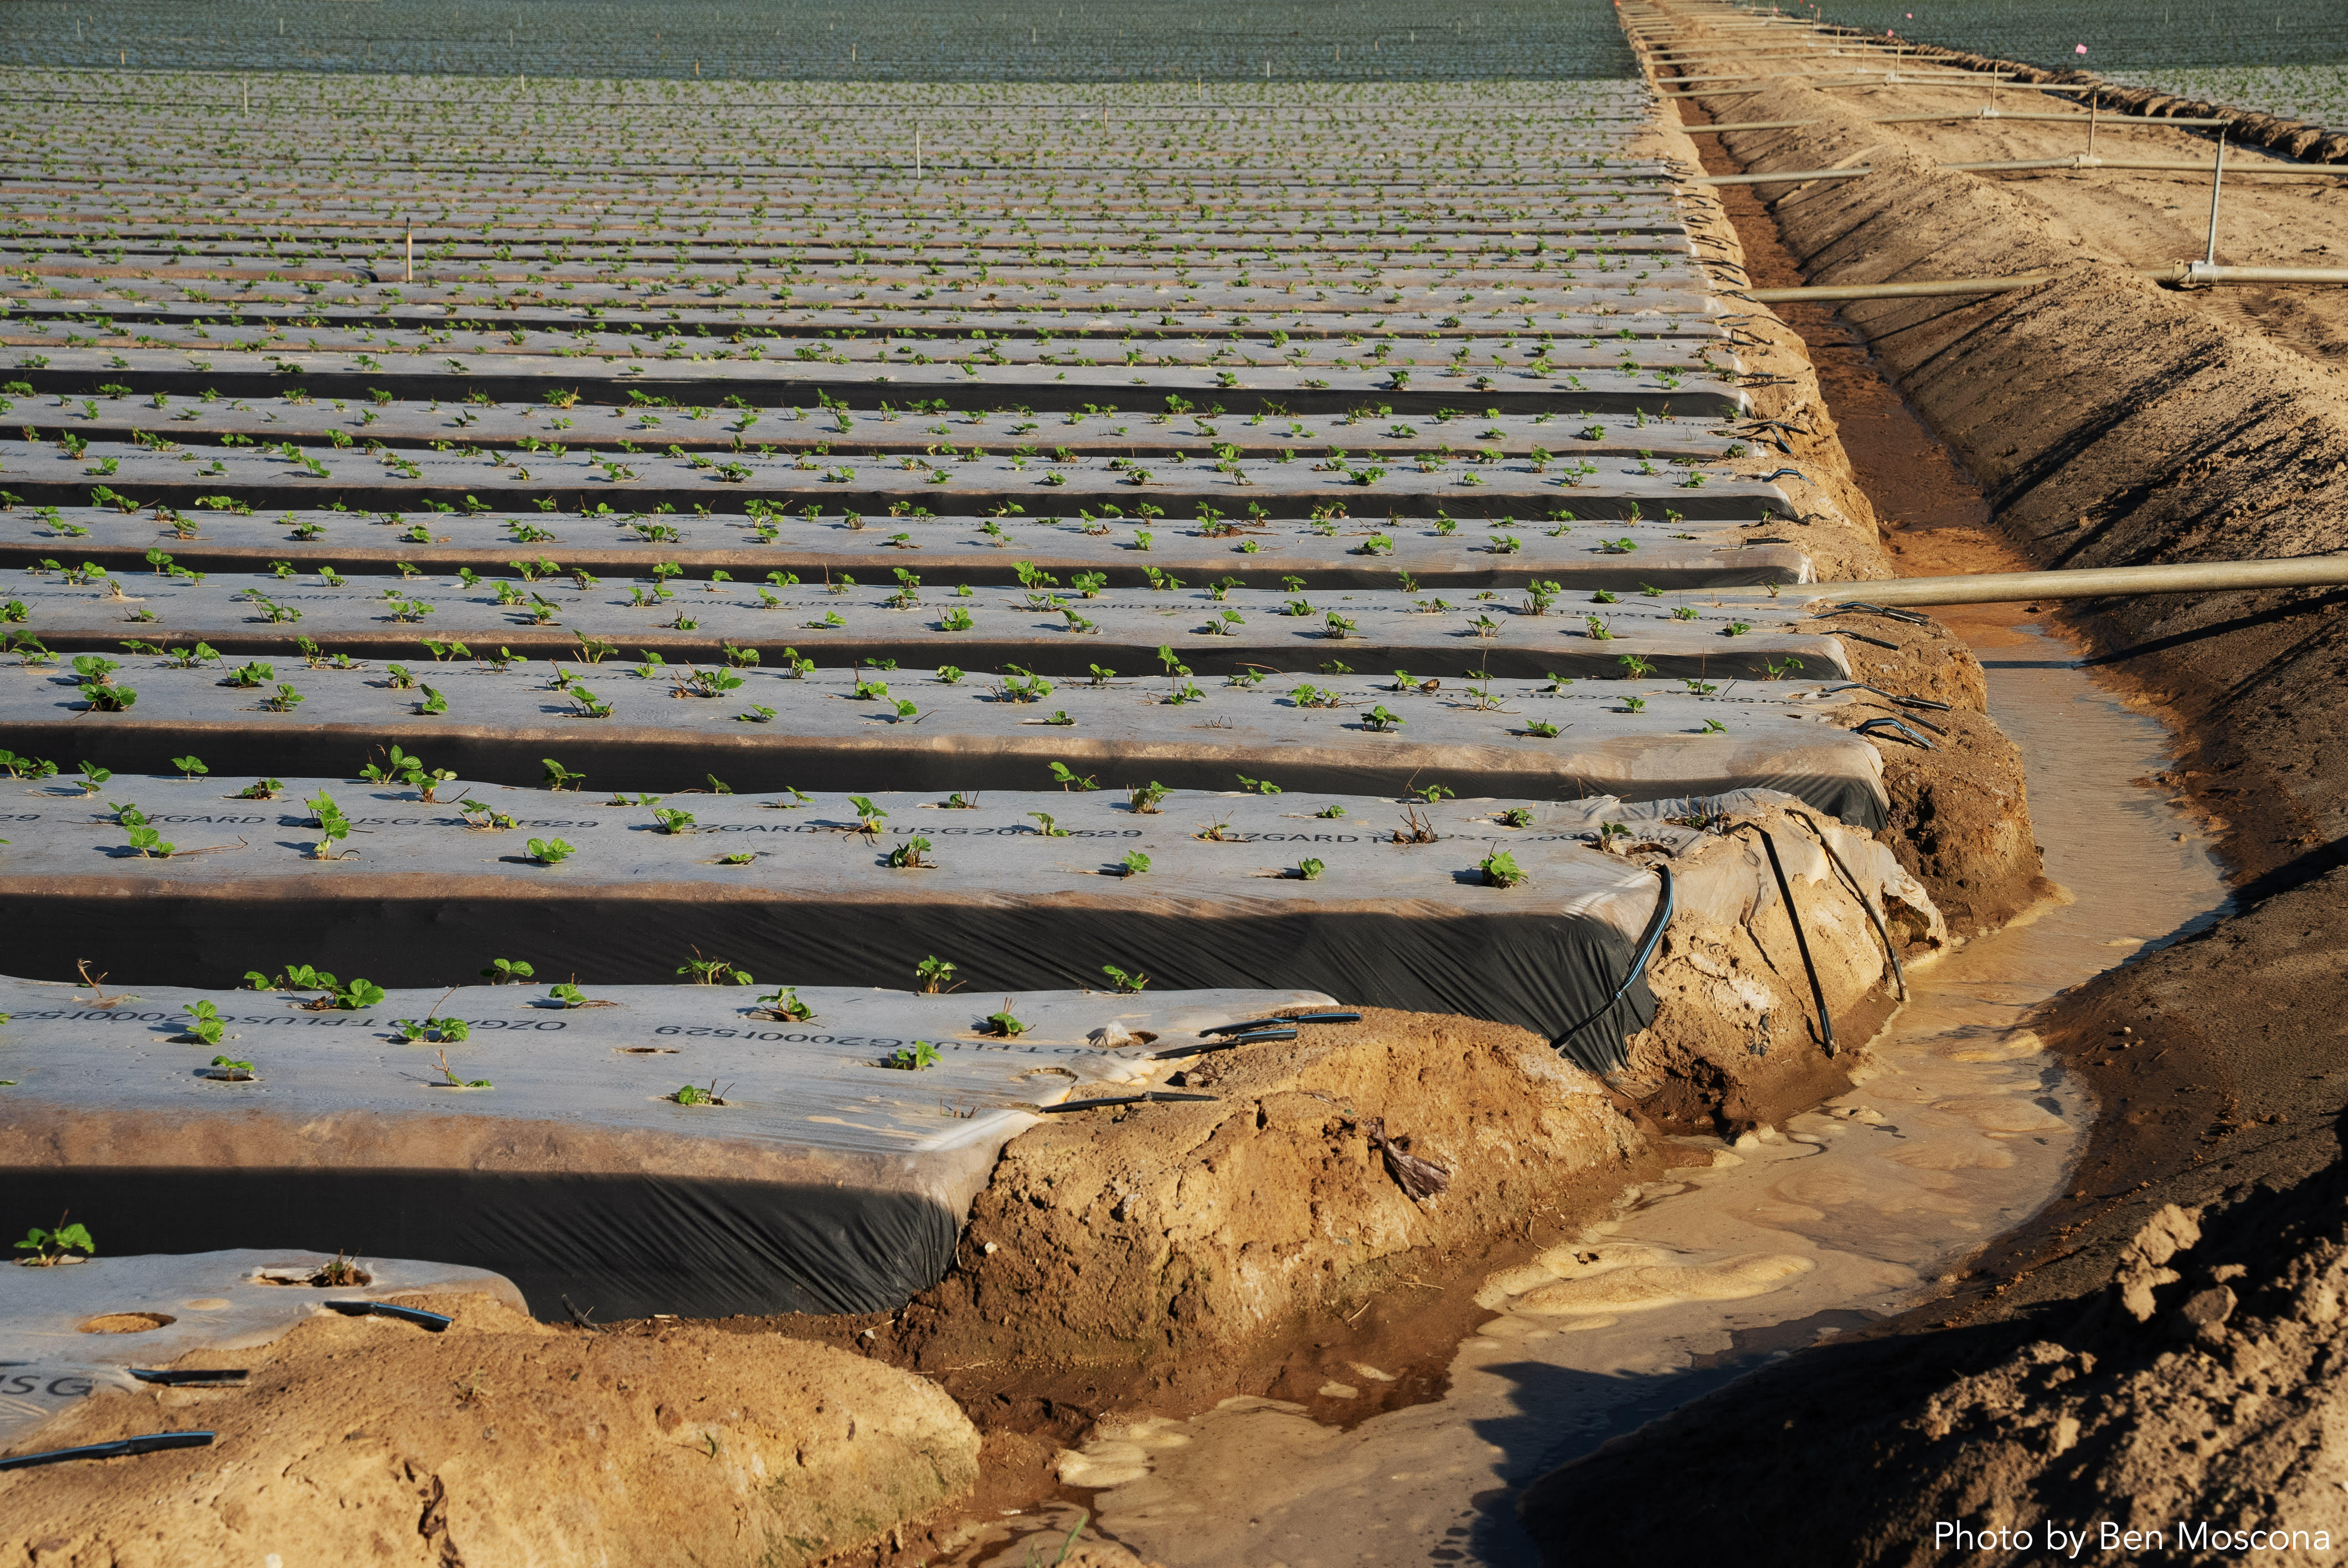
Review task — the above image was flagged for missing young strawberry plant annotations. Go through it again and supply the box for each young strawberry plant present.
[480,958,534,985]
[13,1216,95,1266]
[915,955,958,994]
[677,950,752,986]
[306,791,352,859]
[1479,850,1529,889]
[179,999,225,1046]
[882,1040,943,1071]
[433,1048,492,1090]
[754,987,815,1022]
[527,838,575,865]
[885,836,935,868]
[1100,964,1150,994]
[982,1000,1028,1038]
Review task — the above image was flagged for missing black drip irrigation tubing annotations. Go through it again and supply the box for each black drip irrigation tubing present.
[1786,808,1907,1004]
[1724,823,1836,1058]
[1551,861,1675,1075]
[0,1431,214,1471]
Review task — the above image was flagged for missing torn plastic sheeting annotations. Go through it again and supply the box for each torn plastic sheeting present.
[7,577,1851,681]
[0,986,1327,1321]
[3,509,1810,585]
[0,783,1684,1043]
[1,667,1889,828]
[0,1247,522,1446]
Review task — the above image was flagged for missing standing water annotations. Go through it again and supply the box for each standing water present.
[1034,614,2229,1567]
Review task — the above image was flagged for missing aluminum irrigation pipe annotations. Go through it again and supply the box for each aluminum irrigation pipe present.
[1690,166,1872,184]
[1682,114,2237,132]
[1809,555,2348,607]
[1688,157,2346,189]
[1945,154,2348,176]
[1742,264,2348,301]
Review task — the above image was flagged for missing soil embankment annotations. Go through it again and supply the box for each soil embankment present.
[1519,8,2348,1560]
[0,1290,981,1568]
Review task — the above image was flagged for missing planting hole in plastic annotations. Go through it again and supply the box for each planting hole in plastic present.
[255,1264,373,1288]
[77,1312,177,1334]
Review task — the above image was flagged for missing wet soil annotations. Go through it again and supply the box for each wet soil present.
[1511,13,2348,1561]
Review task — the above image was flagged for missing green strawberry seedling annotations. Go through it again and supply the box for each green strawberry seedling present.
[1296,858,1326,880]
[1479,850,1529,889]
[885,836,935,868]
[883,1041,943,1071]
[677,950,752,986]
[434,1048,491,1089]
[915,955,959,994]
[181,999,225,1046]
[754,987,815,1021]
[982,1002,1028,1038]
[75,761,111,795]
[14,1216,95,1265]
[527,837,574,865]
[208,1055,257,1081]
[1119,850,1151,877]
[481,958,534,985]
[1100,964,1150,994]
[671,1080,732,1106]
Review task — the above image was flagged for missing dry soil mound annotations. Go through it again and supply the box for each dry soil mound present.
[0,1290,977,1568]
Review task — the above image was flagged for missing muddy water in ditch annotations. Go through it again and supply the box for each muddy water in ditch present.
[1021,622,2228,1568]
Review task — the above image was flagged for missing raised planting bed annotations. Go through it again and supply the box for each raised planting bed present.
[0,664,1890,827]
[0,977,1325,1317]
[0,1247,523,1446]
[8,344,1741,420]
[0,781,1780,1038]
[0,502,1809,589]
[2,438,1781,529]
[2,574,1847,680]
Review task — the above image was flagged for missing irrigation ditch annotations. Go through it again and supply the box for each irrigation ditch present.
[0,24,2227,1568]
[1498,5,2348,1564]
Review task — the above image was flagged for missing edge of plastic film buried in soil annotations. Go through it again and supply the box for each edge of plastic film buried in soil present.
[0,979,1331,1320]
[0,664,1893,828]
[0,782,1933,1062]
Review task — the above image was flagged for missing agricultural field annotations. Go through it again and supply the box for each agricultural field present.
[0,12,1961,1558]
[1825,0,2348,129]
[0,0,1638,81]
